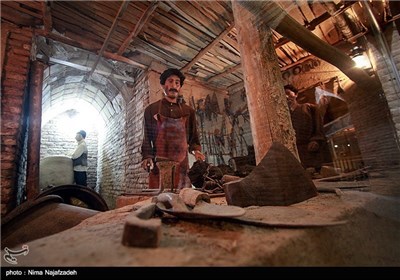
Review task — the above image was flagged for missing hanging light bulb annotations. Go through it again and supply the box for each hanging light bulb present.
[350,46,373,71]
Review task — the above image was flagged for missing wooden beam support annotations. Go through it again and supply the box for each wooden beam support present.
[88,0,130,78]
[206,63,241,82]
[41,1,53,33]
[103,51,146,70]
[181,24,235,73]
[34,29,146,69]
[26,61,44,200]
[117,2,159,55]
[232,1,298,164]
[36,55,136,82]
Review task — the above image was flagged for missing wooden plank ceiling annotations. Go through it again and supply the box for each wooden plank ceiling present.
[1,0,394,88]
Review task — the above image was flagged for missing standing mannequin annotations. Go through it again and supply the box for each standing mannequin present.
[284,85,331,172]
[141,68,205,190]
[71,130,88,186]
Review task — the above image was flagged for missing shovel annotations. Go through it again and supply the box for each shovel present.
[154,189,245,219]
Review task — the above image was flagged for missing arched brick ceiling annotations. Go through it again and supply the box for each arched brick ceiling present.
[40,40,136,125]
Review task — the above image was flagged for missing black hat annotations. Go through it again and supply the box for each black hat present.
[77,130,86,138]
[160,68,185,86]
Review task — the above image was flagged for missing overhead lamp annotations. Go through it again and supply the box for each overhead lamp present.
[350,46,373,72]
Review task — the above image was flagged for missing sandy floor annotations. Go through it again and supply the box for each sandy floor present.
[2,181,400,267]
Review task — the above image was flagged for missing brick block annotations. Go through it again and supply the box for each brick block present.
[121,215,161,248]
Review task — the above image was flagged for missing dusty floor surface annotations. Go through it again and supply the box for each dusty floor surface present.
[2,170,400,267]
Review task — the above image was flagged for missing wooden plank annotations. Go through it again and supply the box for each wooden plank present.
[160,8,212,44]
[208,52,235,66]
[51,3,109,38]
[53,2,128,46]
[144,25,199,59]
[117,2,159,55]
[88,0,130,77]
[183,1,225,34]
[151,11,208,49]
[52,20,104,46]
[143,33,194,61]
[34,29,146,69]
[232,1,297,163]
[166,1,216,38]
[219,36,240,56]
[207,63,241,82]
[26,61,44,200]
[52,2,133,51]
[128,37,184,67]
[189,1,227,31]
[51,16,123,50]
[200,1,233,23]
[181,24,235,73]
[35,29,100,52]
[103,51,146,70]
[40,56,137,81]
[0,5,39,26]
[208,43,241,64]
[41,1,52,32]
[15,0,42,10]
[202,52,232,69]
[2,2,42,19]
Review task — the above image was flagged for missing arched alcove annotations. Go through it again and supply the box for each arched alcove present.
[39,50,133,198]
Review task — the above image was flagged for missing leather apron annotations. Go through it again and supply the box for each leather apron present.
[148,101,191,190]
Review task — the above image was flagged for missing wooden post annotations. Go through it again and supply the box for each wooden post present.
[232,1,297,164]
[26,61,44,200]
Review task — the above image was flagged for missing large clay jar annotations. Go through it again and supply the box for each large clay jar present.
[40,156,74,189]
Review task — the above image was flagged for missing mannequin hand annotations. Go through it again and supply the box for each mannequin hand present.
[141,158,154,172]
[192,150,205,161]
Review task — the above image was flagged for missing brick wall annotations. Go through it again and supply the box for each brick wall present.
[122,71,149,195]
[1,24,32,216]
[371,25,400,144]
[97,112,125,209]
[343,26,400,169]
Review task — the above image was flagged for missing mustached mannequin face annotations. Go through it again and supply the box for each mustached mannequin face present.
[162,75,181,101]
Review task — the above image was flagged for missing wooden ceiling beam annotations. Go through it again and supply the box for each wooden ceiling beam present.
[41,1,53,33]
[2,2,42,19]
[88,0,131,78]
[14,1,41,10]
[117,1,159,55]
[206,63,241,82]
[166,1,215,38]
[34,29,146,70]
[37,55,136,82]
[103,51,146,69]
[181,23,235,73]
